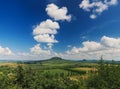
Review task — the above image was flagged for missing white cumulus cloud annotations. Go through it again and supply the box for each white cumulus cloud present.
[101,36,120,48]
[64,36,120,60]
[34,34,58,43]
[30,44,51,55]
[0,46,13,56]
[3,36,120,60]
[90,14,97,19]
[79,0,118,19]
[46,3,71,21]
[33,19,59,43]
[29,44,58,60]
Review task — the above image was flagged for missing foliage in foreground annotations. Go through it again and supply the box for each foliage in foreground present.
[87,59,120,89]
[0,65,83,89]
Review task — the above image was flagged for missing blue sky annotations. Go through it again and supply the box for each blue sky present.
[0,0,120,60]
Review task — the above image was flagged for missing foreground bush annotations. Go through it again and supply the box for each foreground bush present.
[87,58,120,89]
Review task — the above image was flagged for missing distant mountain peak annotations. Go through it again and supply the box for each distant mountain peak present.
[50,57,63,60]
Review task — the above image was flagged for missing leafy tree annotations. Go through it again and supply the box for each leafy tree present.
[87,57,120,89]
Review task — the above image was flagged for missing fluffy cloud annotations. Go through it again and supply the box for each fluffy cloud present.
[79,0,118,19]
[46,3,71,21]
[47,43,53,49]
[33,3,72,49]
[4,36,120,60]
[105,0,118,5]
[65,36,120,60]
[29,36,120,60]
[90,14,97,19]
[33,19,59,43]
[4,44,56,60]
[0,46,14,60]
[30,44,51,55]
[101,36,120,48]
[29,44,58,59]
[0,46,13,56]
[33,19,59,35]
[34,34,58,43]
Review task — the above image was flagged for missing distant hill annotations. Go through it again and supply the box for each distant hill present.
[45,57,64,61]
[77,59,120,64]
[0,57,120,64]
[40,57,75,64]
[24,57,76,64]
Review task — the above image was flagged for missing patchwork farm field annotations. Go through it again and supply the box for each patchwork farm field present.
[0,63,19,67]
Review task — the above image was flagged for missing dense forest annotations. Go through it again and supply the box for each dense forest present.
[0,57,120,89]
